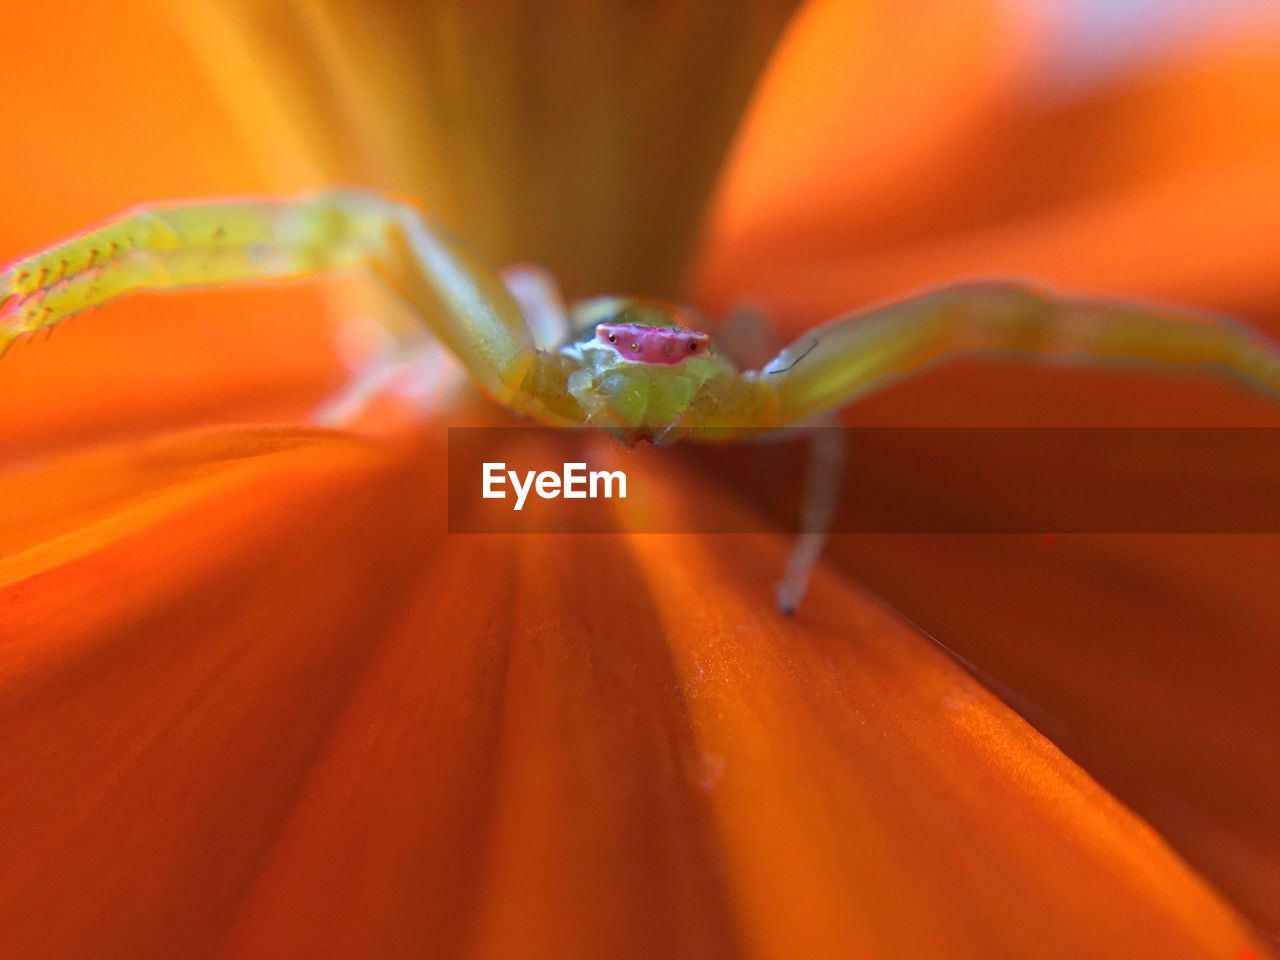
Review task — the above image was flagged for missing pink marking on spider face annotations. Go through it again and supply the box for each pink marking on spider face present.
[596,322,711,365]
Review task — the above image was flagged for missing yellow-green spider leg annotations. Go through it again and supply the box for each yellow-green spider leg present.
[755,281,1280,613]
[759,281,1280,424]
[0,190,577,421]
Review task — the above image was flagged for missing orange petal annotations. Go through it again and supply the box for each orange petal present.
[818,529,1280,942]
[697,420,1280,941]
[0,285,353,464]
[0,423,391,583]
[0,2,343,457]
[622,473,1272,960]
[695,20,1280,332]
[0,424,432,955]
[0,426,1271,958]
[694,13,1280,935]
[705,308,1280,939]
[692,0,1031,318]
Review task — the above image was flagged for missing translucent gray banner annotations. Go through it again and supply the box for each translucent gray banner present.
[447,427,1280,533]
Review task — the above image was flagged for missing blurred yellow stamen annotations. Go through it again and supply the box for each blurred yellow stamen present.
[174,1,800,299]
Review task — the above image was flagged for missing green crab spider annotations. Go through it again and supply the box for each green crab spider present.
[4,190,1280,611]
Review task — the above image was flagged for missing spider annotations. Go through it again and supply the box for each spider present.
[4,190,1279,611]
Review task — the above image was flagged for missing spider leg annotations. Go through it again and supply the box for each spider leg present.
[758,281,1280,424]
[715,302,778,371]
[501,264,571,350]
[0,191,582,421]
[310,318,459,428]
[313,258,569,427]
[776,417,847,615]
[741,281,1280,613]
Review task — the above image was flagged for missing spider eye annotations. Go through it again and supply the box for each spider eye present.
[630,342,640,352]
[689,342,698,352]
[607,333,617,343]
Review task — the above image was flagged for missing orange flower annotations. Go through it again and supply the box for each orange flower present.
[1,2,1278,959]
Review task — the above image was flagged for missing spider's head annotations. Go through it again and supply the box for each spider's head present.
[590,301,711,364]
[566,297,710,358]
[560,297,731,438]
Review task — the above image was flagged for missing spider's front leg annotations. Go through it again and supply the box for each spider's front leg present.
[0,191,580,424]
[761,282,1280,424]
[752,281,1280,612]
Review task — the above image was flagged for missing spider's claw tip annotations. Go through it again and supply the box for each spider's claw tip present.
[775,588,799,616]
